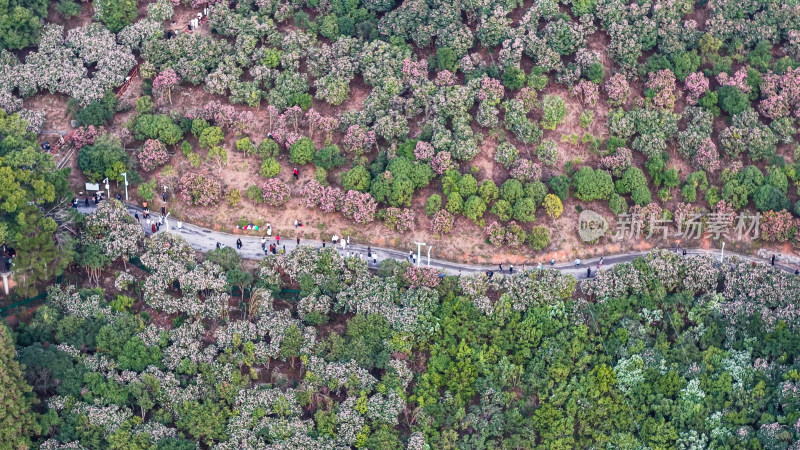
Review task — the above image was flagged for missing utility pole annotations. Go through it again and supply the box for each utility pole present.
[427,245,433,266]
[102,177,110,200]
[121,172,129,202]
[414,242,426,268]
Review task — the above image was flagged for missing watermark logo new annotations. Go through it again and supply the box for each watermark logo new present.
[578,210,608,242]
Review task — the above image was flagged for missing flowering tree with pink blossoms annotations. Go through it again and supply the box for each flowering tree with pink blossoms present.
[300,180,325,208]
[403,266,441,289]
[693,137,720,172]
[599,147,632,177]
[341,190,377,224]
[262,179,291,206]
[383,207,416,232]
[430,151,453,175]
[178,172,223,206]
[604,73,630,106]
[138,139,170,172]
[431,210,454,237]
[509,159,541,182]
[342,124,376,155]
[760,210,795,242]
[759,68,800,119]
[645,69,677,110]
[684,72,709,105]
[152,68,180,104]
[71,126,105,149]
[573,80,599,107]
[413,141,434,162]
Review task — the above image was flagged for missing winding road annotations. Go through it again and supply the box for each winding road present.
[76,202,799,279]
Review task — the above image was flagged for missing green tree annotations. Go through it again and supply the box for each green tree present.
[133,114,184,145]
[478,180,499,202]
[77,134,129,182]
[446,192,464,215]
[425,194,442,216]
[436,47,457,72]
[512,197,537,223]
[259,158,281,178]
[527,225,551,250]
[717,86,749,116]
[541,95,568,130]
[175,400,230,446]
[753,185,790,212]
[615,167,651,206]
[502,67,526,90]
[458,174,478,197]
[290,138,316,165]
[490,199,512,221]
[0,0,48,50]
[341,166,371,192]
[198,126,224,150]
[95,0,138,33]
[118,338,162,372]
[314,145,346,170]
[0,324,39,448]
[548,175,570,201]
[9,209,70,298]
[573,167,613,201]
[542,194,563,219]
[279,325,304,367]
[463,195,487,223]
[500,179,524,204]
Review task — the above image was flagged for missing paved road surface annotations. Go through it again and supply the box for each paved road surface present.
[76,202,799,279]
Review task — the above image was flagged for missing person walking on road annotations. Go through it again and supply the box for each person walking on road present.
[587,267,591,278]
[85,197,89,207]
[575,258,581,267]
[537,262,542,270]
[509,265,514,274]
[261,237,266,250]
[682,248,687,256]
[296,237,300,246]
[177,220,182,229]
[134,212,139,222]
[236,238,242,250]
[293,168,299,180]
[550,258,555,267]
[597,257,603,269]
[151,223,156,234]
[499,263,504,273]
[772,255,776,266]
